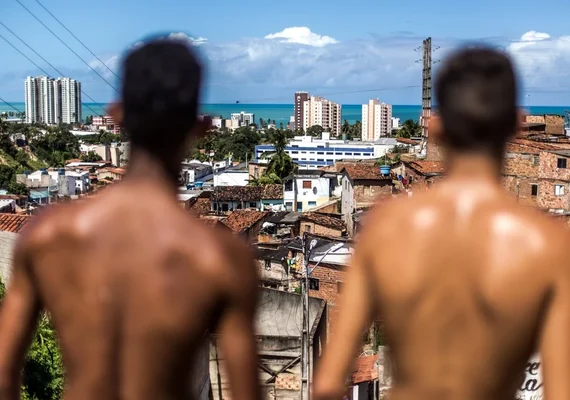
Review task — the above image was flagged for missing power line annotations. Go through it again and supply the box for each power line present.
[32,0,120,81]
[0,31,105,117]
[0,21,106,115]
[14,0,119,94]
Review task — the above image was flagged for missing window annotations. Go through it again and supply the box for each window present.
[533,155,540,166]
[308,201,317,207]
[555,184,565,196]
[531,184,538,196]
[285,180,293,191]
[264,259,271,270]
[305,224,312,232]
[309,278,320,291]
[558,158,567,169]
[317,151,324,155]
[326,152,334,155]
[285,201,293,208]
[249,202,257,208]
[291,151,298,154]
[302,180,312,189]
[222,204,229,212]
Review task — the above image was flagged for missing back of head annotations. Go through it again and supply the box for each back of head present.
[435,45,518,159]
[121,37,203,155]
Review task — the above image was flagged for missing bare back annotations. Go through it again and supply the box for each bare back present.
[0,182,260,400]
[315,180,570,400]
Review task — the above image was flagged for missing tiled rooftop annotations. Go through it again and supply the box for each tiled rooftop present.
[300,212,346,231]
[188,197,211,216]
[0,214,32,233]
[396,137,420,145]
[212,184,283,202]
[222,210,268,234]
[351,355,379,384]
[341,164,391,181]
[406,160,445,175]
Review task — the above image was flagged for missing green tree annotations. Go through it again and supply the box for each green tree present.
[349,121,362,140]
[397,119,421,138]
[30,126,80,167]
[84,115,93,125]
[81,151,103,162]
[341,120,351,137]
[0,280,64,400]
[257,129,295,184]
[306,125,324,137]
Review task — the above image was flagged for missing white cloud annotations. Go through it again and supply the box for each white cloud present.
[168,32,208,46]
[71,29,570,105]
[88,55,120,80]
[264,27,338,47]
[507,30,570,86]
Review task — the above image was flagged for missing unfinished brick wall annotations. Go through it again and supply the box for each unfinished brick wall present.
[426,138,444,161]
[308,264,345,336]
[501,176,539,207]
[526,115,546,124]
[299,222,343,238]
[503,151,539,177]
[406,170,443,191]
[353,182,393,205]
[537,181,570,210]
[248,163,267,180]
[545,115,565,135]
[538,152,570,180]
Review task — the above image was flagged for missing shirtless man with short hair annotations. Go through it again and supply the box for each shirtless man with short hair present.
[0,37,261,400]
[314,46,570,400]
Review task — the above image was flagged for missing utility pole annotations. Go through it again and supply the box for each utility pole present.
[415,37,440,138]
[301,233,317,400]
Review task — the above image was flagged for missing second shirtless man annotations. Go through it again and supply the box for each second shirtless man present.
[315,46,570,400]
[0,37,262,400]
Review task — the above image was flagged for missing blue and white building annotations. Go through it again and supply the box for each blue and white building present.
[254,133,400,169]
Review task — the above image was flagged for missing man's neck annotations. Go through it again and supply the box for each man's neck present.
[124,149,180,196]
[445,152,503,185]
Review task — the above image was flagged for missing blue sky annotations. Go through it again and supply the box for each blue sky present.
[1,0,570,105]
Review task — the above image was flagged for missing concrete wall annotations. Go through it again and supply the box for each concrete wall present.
[299,222,343,238]
[210,288,326,400]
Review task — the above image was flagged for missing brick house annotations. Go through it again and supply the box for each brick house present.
[248,162,268,182]
[340,164,394,236]
[221,210,269,240]
[525,114,565,135]
[400,160,445,191]
[298,212,347,238]
[502,138,570,211]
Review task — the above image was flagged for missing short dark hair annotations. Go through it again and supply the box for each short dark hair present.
[435,46,518,157]
[121,37,202,152]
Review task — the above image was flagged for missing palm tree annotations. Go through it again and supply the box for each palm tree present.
[341,120,350,137]
[397,119,421,138]
[258,130,295,183]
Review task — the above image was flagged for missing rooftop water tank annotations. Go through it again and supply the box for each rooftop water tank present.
[58,169,65,176]
[40,168,48,175]
[380,165,391,175]
[195,181,203,188]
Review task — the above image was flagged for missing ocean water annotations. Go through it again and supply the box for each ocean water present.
[1,102,568,125]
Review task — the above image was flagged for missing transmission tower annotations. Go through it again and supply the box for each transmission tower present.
[415,38,440,137]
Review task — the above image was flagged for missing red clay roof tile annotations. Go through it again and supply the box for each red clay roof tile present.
[222,210,268,234]
[0,213,32,233]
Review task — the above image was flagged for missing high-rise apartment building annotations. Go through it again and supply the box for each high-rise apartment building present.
[294,91,309,132]
[361,99,392,140]
[24,77,38,124]
[61,78,81,124]
[24,76,81,125]
[294,92,341,135]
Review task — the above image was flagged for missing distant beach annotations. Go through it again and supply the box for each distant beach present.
[1,103,568,125]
